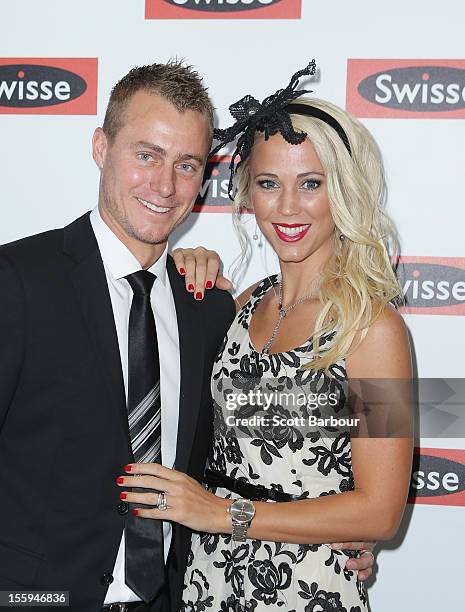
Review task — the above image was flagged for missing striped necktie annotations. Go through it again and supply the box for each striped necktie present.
[124,270,164,602]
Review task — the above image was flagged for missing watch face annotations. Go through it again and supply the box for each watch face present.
[230,499,256,523]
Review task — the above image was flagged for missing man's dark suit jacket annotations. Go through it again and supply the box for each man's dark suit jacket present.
[0,213,235,611]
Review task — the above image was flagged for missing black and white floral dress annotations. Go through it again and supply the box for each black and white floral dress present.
[181,276,368,612]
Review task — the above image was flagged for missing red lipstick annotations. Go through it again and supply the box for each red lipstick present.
[272,223,310,243]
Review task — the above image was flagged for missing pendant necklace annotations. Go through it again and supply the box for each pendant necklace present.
[262,276,319,355]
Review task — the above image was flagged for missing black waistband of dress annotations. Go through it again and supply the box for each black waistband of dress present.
[204,468,305,503]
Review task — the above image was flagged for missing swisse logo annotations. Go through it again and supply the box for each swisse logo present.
[0,65,85,107]
[194,156,234,212]
[346,59,465,118]
[146,0,301,19]
[396,257,465,316]
[0,58,98,115]
[166,0,280,10]
[409,448,465,506]
[360,67,465,111]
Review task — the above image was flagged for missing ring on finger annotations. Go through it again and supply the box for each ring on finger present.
[360,549,374,561]
[157,491,167,512]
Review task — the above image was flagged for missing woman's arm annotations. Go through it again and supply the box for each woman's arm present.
[118,305,413,544]
[224,306,413,543]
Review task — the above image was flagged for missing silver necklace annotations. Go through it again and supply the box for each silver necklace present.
[262,277,319,355]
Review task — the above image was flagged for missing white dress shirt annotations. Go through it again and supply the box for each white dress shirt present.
[90,207,180,604]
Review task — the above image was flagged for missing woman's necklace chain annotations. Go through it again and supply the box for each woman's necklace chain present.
[262,277,318,355]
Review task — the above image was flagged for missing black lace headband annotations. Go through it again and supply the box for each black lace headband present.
[209,61,352,200]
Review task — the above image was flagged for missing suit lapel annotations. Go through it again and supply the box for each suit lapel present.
[63,217,206,466]
[167,257,205,473]
[63,213,131,454]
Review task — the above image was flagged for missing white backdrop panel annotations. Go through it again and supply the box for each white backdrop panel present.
[1,1,464,609]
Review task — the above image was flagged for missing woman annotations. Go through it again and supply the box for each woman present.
[118,62,413,611]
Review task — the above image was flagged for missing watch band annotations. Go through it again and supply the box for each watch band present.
[228,498,255,542]
[231,521,249,542]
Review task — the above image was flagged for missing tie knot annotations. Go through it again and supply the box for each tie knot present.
[125,270,156,296]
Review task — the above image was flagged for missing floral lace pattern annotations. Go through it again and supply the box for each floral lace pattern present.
[181,277,368,611]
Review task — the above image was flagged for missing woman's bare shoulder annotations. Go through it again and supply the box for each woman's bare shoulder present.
[346,304,411,378]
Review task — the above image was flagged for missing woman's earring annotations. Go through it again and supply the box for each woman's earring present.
[252,222,259,241]
[252,222,263,247]
[339,233,345,241]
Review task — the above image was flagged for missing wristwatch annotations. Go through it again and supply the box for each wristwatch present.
[227,498,256,542]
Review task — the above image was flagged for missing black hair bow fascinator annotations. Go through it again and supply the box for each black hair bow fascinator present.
[210,60,317,200]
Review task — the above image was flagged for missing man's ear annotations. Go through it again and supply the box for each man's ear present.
[92,127,108,169]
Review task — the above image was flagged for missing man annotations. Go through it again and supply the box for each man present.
[0,61,373,612]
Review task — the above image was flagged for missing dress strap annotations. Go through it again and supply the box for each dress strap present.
[239,274,279,325]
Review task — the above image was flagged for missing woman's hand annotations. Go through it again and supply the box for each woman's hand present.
[117,463,231,534]
[172,246,233,299]
[118,466,377,580]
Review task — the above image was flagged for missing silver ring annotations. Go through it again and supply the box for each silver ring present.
[157,491,167,511]
[360,549,375,561]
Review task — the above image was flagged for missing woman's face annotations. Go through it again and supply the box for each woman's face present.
[248,133,335,266]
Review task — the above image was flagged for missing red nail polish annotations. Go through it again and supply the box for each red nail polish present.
[116,477,124,484]
[188,284,194,291]
[120,492,127,500]
[123,464,132,472]
[205,281,213,289]
[132,509,140,516]
[179,267,186,275]
[195,292,203,300]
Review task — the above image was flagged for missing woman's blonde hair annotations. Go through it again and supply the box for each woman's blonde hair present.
[232,97,402,371]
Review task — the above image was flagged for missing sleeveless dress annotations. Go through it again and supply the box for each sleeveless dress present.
[181,276,368,612]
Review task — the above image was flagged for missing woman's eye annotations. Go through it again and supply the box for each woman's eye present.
[138,153,152,162]
[258,179,277,190]
[302,179,321,190]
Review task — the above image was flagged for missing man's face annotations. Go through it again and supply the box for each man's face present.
[92,90,211,250]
